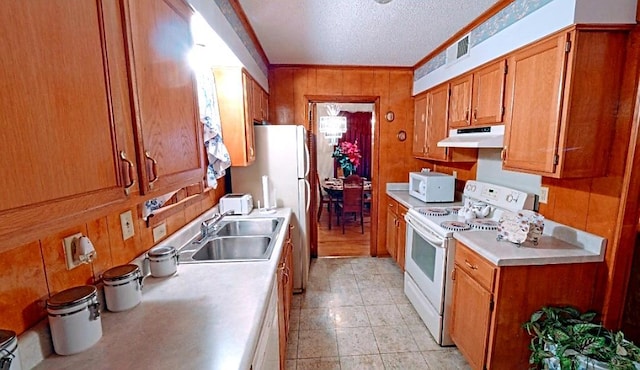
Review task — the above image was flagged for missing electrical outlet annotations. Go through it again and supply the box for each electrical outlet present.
[120,210,135,241]
[452,170,458,179]
[63,233,83,270]
[153,223,167,243]
[539,186,549,204]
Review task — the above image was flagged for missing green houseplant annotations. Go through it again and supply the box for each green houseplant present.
[523,306,640,370]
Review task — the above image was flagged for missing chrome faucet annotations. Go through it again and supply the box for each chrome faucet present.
[200,209,234,240]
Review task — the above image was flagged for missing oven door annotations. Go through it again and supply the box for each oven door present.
[404,212,448,314]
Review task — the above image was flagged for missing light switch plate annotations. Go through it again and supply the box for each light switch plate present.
[120,210,135,241]
[153,223,167,243]
[63,233,83,270]
[539,187,549,204]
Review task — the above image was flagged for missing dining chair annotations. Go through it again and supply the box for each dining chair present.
[336,174,364,234]
[316,172,340,228]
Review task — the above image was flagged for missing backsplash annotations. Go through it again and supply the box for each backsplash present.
[0,184,225,336]
[476,148,542,195]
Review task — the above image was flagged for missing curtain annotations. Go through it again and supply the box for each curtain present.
[335,111,372,179]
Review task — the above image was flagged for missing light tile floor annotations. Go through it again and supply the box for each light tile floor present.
[286,257,471,370]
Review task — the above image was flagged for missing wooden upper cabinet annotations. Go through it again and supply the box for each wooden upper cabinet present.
[426,84,450,161]
[413,85,477,163]
[0,1,132,242]
[252,80,269,123]
[448,74,473,128]
[471,60,507,126]
[214,67,256,166]
[412,94,428,157]
[503,27,627,178]
[123,0,204,194]
[448,60,506,129]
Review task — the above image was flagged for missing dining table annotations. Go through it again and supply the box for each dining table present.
[321,178,372,228]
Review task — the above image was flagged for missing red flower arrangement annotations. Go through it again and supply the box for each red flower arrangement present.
[332,140,361,175]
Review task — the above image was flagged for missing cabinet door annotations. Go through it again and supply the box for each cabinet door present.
[123,0,204,194]
[503,33,568,175]
[396,205,408,271]
[386,206,398,259]
[450,267,493,370]
[214,67,256,166]
[471,60,507,126]
[448,74,472,128]
[412,95,428,157]
[251,79,262,122]
[261,89,269,122]
[242,71,257,164]
[426,84,450,161]
[0,1,131,241]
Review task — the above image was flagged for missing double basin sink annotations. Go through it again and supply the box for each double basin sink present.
[178,217,285,263]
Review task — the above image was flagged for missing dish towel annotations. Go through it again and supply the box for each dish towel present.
[197,68,230,188]
[142,190,179,221]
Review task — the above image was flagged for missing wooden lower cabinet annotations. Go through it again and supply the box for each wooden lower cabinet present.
[450,241,599,369]
[277,226,294,369]
[385,196,407,270]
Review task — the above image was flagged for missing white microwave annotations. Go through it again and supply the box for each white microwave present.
[408,171,455,203]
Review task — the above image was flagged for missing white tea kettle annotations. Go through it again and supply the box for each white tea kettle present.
[459,199,491,221]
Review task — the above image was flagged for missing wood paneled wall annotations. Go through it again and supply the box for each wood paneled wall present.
[269,66,425,255]
[0,182,226,335]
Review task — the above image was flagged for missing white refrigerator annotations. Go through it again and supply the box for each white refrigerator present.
[230,125,311,292]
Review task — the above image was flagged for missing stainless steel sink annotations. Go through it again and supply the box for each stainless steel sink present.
[178,217,284,263]
[191,236,272,261]
[215,219,280,236]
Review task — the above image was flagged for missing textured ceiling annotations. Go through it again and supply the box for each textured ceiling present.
[237,0,501,67]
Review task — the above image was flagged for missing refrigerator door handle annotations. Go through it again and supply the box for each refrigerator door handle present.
[304,179,311,212]
[303,141,310,179]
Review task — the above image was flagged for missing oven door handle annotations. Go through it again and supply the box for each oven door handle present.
[415,227,445,247]
[406,213,446,247]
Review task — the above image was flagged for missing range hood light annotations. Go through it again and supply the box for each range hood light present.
[437,125,505,148]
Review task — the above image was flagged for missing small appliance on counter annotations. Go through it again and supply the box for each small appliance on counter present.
[408,171,455,203]
[219,193,254,215]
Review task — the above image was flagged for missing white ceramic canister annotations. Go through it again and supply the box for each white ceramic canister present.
[0,330,21,370]
[46,285,102,356]
[102,264,143,312]
[147,246,178,277]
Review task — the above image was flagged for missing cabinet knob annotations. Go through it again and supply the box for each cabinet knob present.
[119,151,136,195]
[500,147,507,161]
[473,108,478,121]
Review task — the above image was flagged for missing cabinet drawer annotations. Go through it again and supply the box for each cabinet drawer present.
[455,242,495,291]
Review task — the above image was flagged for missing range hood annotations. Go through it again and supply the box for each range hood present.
[437,125,504,148]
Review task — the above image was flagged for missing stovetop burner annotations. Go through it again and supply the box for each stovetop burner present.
[440,221,471,231]
[468,219,499,231]
[418,207,450,216]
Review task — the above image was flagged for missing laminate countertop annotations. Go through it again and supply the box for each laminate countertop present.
[386,185,606,267]
[35,208,292,370]
[454,219,606,267]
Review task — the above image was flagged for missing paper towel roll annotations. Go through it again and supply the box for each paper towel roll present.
[262,175,270,209]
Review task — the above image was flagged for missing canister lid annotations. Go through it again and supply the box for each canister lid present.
[102,264,140,282]
[46,285,97,310]
[148,245,176,258]
[0,329,16,349]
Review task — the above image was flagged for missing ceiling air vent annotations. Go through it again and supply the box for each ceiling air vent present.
[446,34,470,66]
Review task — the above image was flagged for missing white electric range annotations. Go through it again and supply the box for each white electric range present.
[403,180,537,346]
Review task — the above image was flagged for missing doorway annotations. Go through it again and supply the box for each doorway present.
[309,99,378,258]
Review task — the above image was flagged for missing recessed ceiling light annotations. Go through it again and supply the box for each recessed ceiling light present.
[374,0,393,4]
